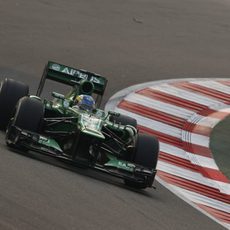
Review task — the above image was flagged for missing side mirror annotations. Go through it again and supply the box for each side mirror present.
[52,92,71,109]
[52,92,65,100]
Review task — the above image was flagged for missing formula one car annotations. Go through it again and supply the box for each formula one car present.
[0,61,159,189]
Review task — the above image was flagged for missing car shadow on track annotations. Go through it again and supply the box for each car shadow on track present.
[5,145,158,198]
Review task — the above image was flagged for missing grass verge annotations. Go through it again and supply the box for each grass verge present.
[210,115,230,180]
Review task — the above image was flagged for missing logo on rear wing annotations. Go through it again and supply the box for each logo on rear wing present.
[50,63,101,84]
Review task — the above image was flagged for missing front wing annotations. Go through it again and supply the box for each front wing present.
[6,125,157,188]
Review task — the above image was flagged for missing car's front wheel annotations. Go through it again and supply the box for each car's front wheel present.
[124,133,159,189]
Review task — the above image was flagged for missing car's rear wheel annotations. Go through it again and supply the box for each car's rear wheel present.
[0,78,29,129]
[6,97,44,148]
[124,133,159,189]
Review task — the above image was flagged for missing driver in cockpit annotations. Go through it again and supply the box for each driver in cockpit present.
[74,94,95,112]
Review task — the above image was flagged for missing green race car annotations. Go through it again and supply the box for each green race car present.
[0,61,159,189]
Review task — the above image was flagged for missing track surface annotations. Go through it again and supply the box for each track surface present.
[1,0,230,229]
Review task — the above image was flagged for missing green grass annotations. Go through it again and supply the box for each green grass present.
[210,115,230,179]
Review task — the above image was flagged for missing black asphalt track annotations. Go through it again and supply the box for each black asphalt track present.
[0,0,229,229]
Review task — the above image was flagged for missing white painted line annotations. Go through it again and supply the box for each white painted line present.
[170,185,230,213]
[157,161,230,194]
[150,84,226,108]
[156,175,229,230]
[160,142,219,170]
[124,93,195,119]
[191,80,230,94]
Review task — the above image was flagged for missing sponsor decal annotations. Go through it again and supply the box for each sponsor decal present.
[61,67,102,84]
[51,64,61,71]
[90,76,101,84]
[118,161,134,171]
[50,63,104,84]
[61,67,88,79]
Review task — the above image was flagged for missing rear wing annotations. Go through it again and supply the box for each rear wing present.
[36,61,107,97]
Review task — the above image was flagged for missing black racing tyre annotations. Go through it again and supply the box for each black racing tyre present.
[124,133,159,189]
[6,97,44,149]
[13,97,44,132]
[109,114,137,128]
[0,78,29,129]
[134,133,159,169]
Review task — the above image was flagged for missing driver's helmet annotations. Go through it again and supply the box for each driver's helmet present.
[75,94,95,111]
